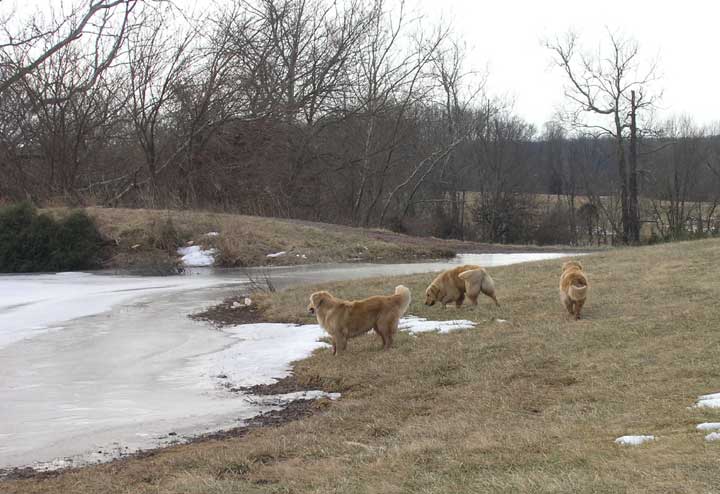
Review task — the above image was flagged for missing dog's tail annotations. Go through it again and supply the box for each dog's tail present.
[480,273,499,306]
[459,268,499,306]
[568,282,588,302]
[394,285,412,315]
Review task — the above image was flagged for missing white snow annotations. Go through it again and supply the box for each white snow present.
[266,251,287,258]
[399,315,475,335]
[179,323,328,388]
[614,435,655,446]
[177,245,216,266]
[696,423,720,431]
[694,392,720,408]
[705,432,720,442]
[204,232,220,237]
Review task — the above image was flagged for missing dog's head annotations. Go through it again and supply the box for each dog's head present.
[424,283,440,306]
[562,260,583,273]
[308,291,332,316]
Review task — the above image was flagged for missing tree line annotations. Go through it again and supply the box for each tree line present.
[0,0,718,245]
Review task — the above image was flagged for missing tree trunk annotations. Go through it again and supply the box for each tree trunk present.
[628,90,640,243]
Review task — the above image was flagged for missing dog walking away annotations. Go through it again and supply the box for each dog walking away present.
[559,260,588,320]
[308,285,411,355]
[424,265,499,308]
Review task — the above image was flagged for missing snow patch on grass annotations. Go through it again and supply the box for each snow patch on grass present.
[694,392,720,408]
[696,423,720,431]
[177,245,216,267]
[614,435,655,446]
[266,251,287,258]
[705,432,720,442]
[181,323,328,389]
[399,315,475,335]
[185,316,478,390]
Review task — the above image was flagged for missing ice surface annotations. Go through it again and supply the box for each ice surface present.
[0,273,230,349]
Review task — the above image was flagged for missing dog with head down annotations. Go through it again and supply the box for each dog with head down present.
[559,260,588,320]
[308,285,411,355]
[424,265,498,308]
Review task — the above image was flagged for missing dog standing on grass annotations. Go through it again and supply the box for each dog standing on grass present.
[424,265,499,308]
[308,285,411,355]
[559,260,588,320]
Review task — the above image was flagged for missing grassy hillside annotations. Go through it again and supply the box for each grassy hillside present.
[7,239,720,493]
[45,207,577,271]
[75,207,460,269]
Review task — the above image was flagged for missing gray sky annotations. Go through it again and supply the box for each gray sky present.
[410,0,720,130]
[7,0,720,130]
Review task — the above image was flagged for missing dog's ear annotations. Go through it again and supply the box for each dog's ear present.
[311,291,329,307]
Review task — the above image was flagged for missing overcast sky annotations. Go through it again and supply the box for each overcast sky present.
[6,0,719,130]
[409,0,720,130]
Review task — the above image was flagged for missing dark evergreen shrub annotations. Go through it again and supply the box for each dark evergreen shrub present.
[0,203,104,272]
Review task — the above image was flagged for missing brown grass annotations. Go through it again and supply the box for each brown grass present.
[7,239,720,493]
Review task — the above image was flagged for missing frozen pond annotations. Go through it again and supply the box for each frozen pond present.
[0,252,575,472]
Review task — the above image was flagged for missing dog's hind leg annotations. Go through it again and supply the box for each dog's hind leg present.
[574,300,585,320]
[560,292,573,315]
[376,328,387,349]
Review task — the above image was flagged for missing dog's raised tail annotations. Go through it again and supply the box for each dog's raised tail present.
[568,282,588,302]
[394,285,412,314]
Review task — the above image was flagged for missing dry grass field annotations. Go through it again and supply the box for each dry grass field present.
[6,239,720,493]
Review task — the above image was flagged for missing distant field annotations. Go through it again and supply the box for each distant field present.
[8,238,720,493]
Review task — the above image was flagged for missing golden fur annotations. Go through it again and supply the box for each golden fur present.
[559,260,589,320]
[424,264,498,308]
[308,285,411,355]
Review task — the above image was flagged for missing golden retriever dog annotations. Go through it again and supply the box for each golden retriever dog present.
[307,285,411,355]
[424,265,498,308]
[559,260,589,320]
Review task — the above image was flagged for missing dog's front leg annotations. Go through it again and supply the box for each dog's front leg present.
[331,337,337,355]
[334,334,347,355]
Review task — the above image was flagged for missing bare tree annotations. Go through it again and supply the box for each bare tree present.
[546,31,659,244]
[0,1,138,97]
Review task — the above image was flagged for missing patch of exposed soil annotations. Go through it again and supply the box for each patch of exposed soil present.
[233,374,309,395]
[190,296,264,327]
